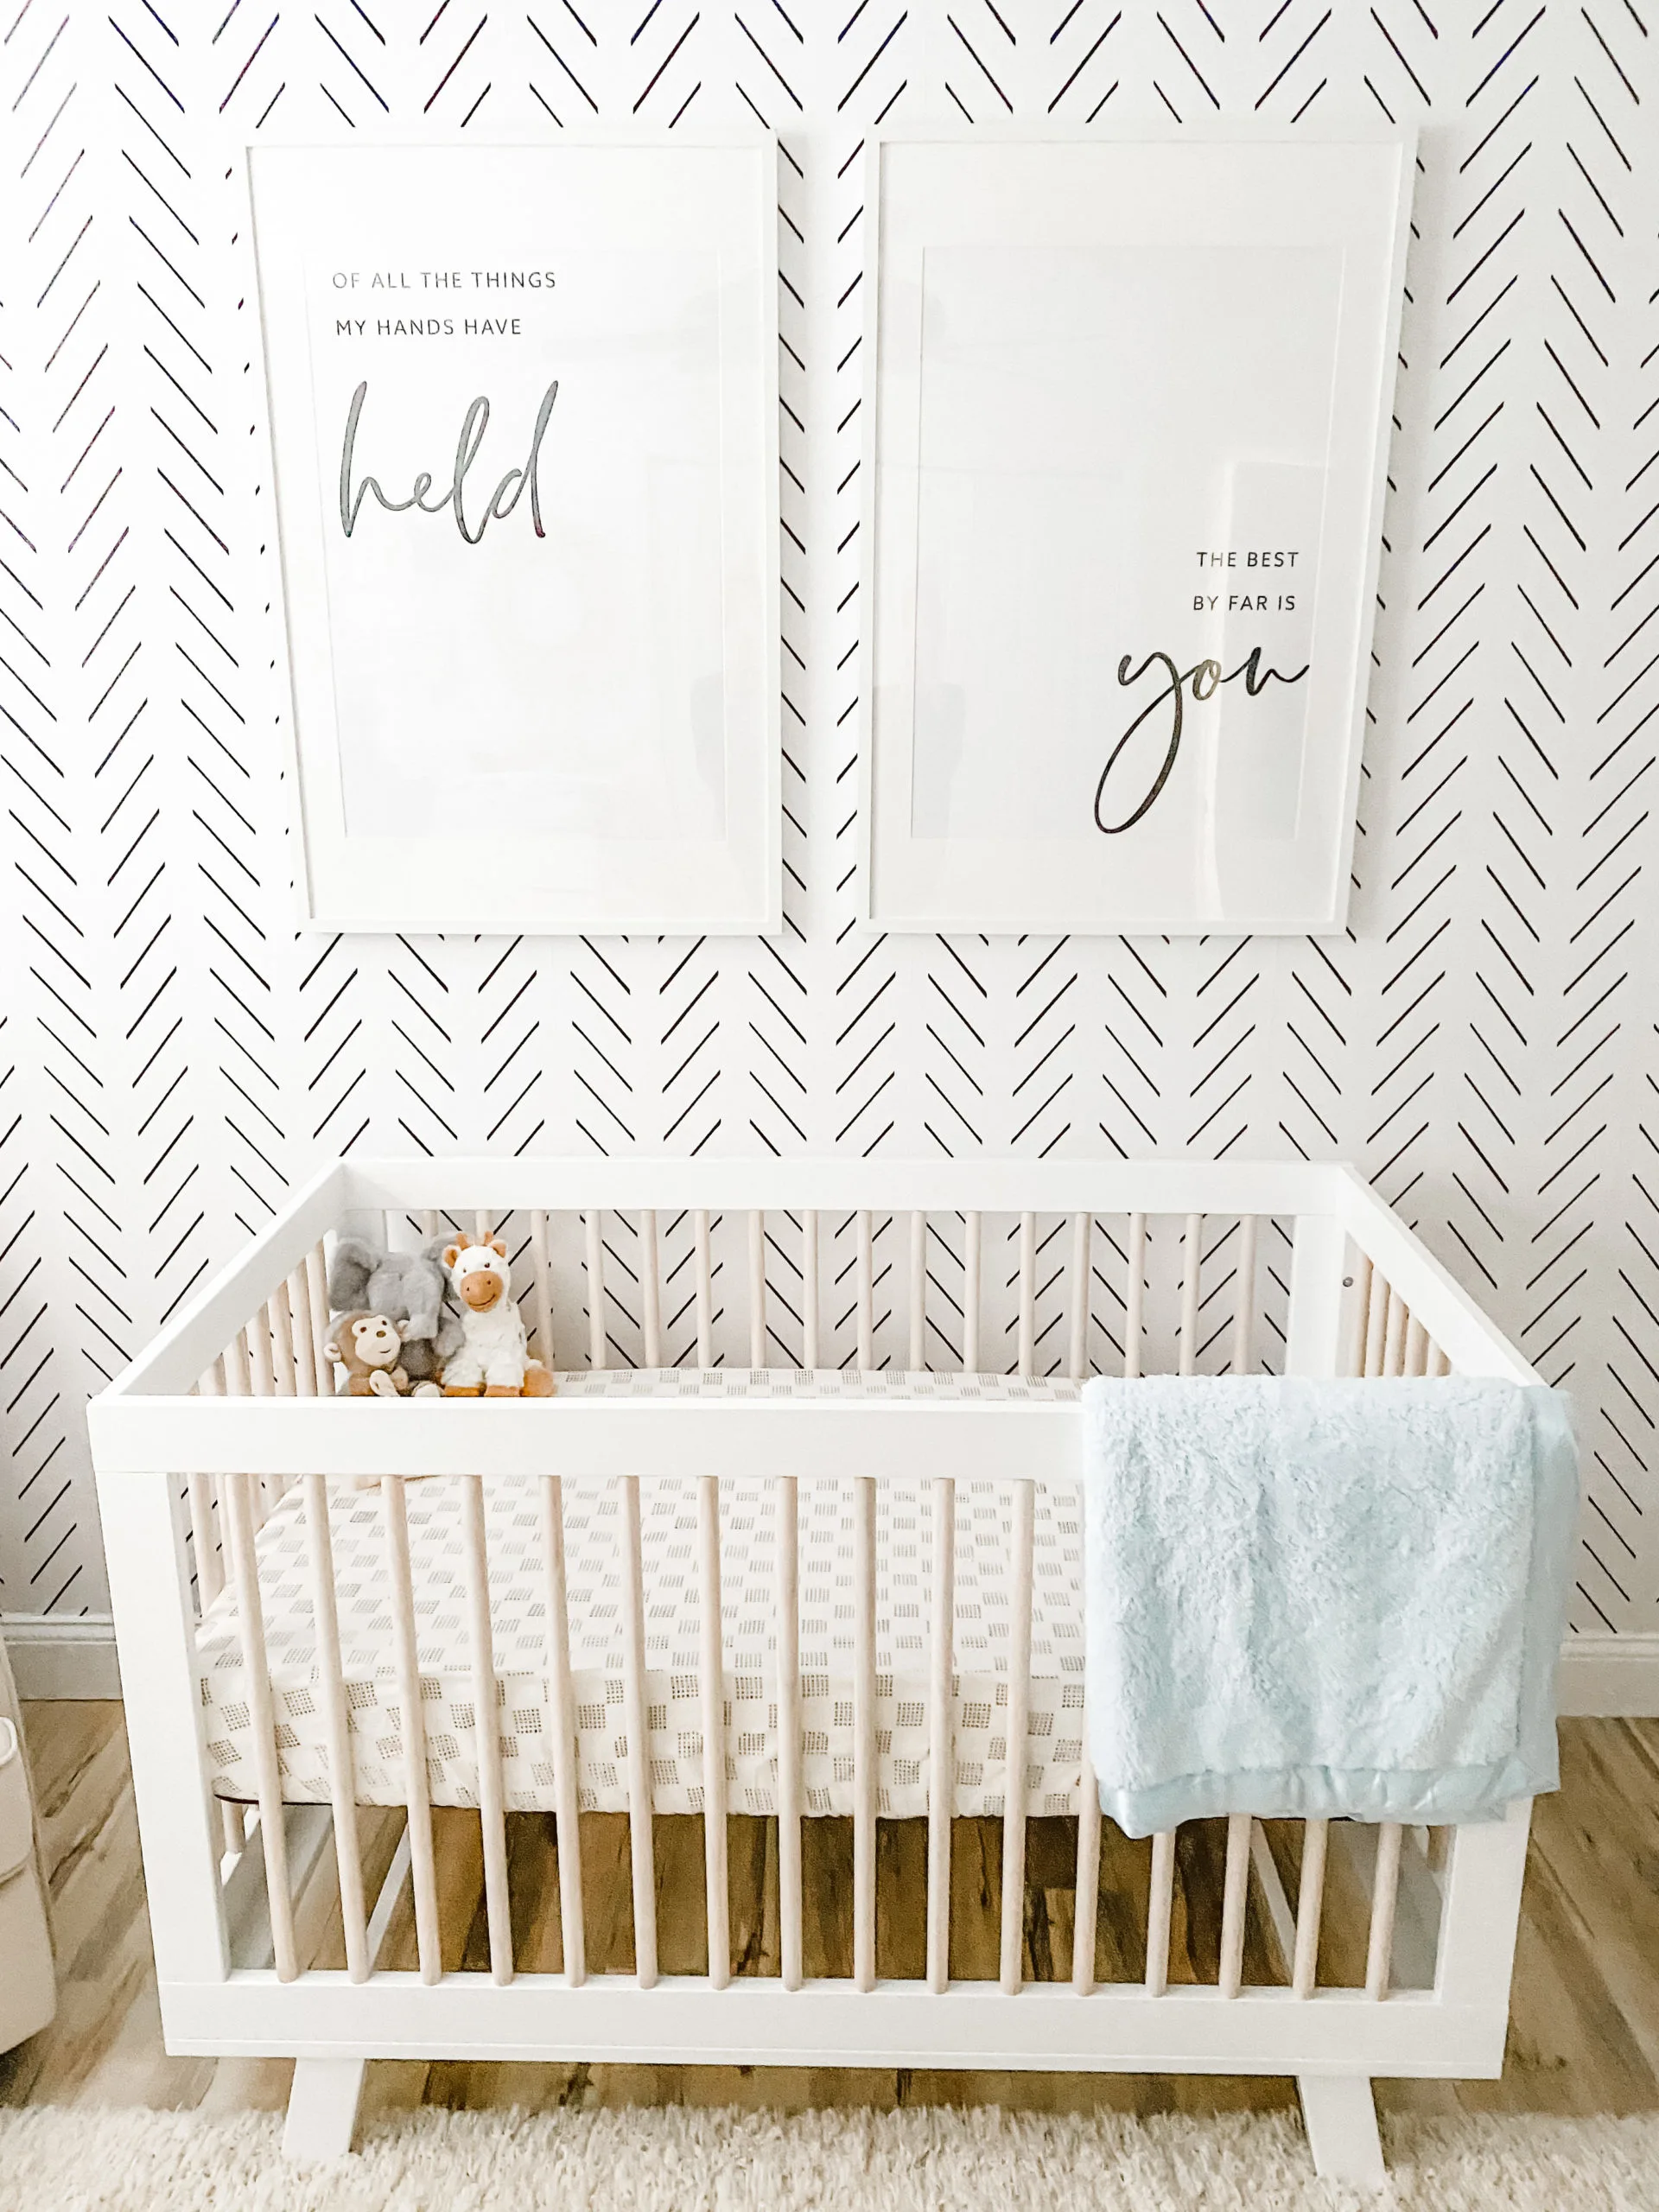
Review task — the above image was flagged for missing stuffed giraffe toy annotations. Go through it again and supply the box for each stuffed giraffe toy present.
[441,1233,555,1397]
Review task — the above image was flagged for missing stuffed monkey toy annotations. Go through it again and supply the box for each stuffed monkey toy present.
[324,1309,434,1398]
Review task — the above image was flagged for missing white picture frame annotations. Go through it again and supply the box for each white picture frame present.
[250,134,779,937]
[861,128,1414,938]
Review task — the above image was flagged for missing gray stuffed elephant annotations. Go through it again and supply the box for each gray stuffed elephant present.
[327,1234,465,1383]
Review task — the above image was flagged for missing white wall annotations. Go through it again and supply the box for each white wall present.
[0,3,1655,1675]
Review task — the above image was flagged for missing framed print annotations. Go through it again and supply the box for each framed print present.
[861,130,1414,936]
[250,136,779,935]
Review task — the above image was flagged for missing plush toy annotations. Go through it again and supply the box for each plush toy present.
[327,1235,463,1386]
[323,1309,435,1398]
[441,1234,555,1398]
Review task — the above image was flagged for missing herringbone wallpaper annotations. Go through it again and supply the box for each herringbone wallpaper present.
[0,2,1654,1656]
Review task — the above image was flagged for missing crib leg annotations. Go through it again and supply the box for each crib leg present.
[283,2056,367,2162]
[1297,2075,1385,2189]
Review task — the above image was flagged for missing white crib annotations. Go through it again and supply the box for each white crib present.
[87,1157,1541,2188]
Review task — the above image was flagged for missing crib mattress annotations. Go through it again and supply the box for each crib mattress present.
[196,1367,1088,1821]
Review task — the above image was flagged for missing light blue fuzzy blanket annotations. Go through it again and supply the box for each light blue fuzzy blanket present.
[1079,1376,1578,1838]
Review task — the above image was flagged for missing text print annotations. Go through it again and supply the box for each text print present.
[1093,648,1311,836]
[337,378,559,547]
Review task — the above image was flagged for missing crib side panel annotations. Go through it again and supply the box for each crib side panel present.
[96,1462,230,1986]
[105,1184,1393,1414]
[339,1192,1313,1389]
[89,1164,1531,2100]
[527,1203,1298,1383]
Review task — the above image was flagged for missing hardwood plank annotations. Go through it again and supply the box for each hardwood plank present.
[0,1703,200,2113]
[307,1808,406,1975]
[504,1815,564,1974]
[578,1813,637,1977]
[724,1815,778,1979]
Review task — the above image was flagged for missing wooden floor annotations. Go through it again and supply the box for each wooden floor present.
[3,1701,1658,2126]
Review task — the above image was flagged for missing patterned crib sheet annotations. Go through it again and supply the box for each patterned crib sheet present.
[196,1367,1088,1821]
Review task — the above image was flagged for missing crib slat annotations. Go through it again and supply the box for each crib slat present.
[586,1211,607,1371]
[1073,1750,1101,1993]
[287,1268,318,1396]
[188,1471,221,1611]
[1125,1213,1147,1380]
[1145,1829,1175,1996]
[530,1209,555,1370]
[1344,1255,1373,1378]
[1383,1287,1408,1378]
[1231,1215,1258,1376]
[908,1210,927,1370]
[699,1472,729,1988]
[474,1209,492,1243]
[188,1363,223,1610]
[222,1467,296,1980]
[999,1478,1035,1995]
[304,1243,332,1394]
[247,1323,281,1522]
[461,1476,513,1986]
[1067,1212,1091,1382]
[287,1274,316,1389]
[619,1471,658,1987]
[802,1209,820,1370]
[926,1472,955,1994]
[302,1472,368,1983]
[539,1473,585,1986]
[219,1334,266,1534]
[382,1476,441,1985]
[963,1211,982,1373]
[1427,1339,1451,1378]
[270,1281,298,1396]
[1178,1214,1203,1378]
[853,1471,877,1993]
[1404,1313,1428,1377]
[694,1210,715,1370]
[249,1306,276,1397]
[776,1473,804,1992]
[1363,1266,1389,1378]
[1293,1817,1329,1997]
[219,1797,248,1858]
[748,1211,766,1369]
[1218,1810,1251,1998]
[1366,1821,1404,1999]
[775,1474,804,1991]
[1016,1211,1037,1378]
[856,1209,875,1372]
[258,1295,289,1510]
[640,1209,664,1368]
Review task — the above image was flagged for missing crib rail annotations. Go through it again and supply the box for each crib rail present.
[88,1158,1538,2093]
[92,1159,1532,1410]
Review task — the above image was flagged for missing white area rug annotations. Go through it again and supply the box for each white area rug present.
[0,2104,1655,2211]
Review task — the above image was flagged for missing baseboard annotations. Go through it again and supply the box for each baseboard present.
[3,1614,122,1700]
[1555,1634,1659,1718]
[3,1616,1656,1717]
